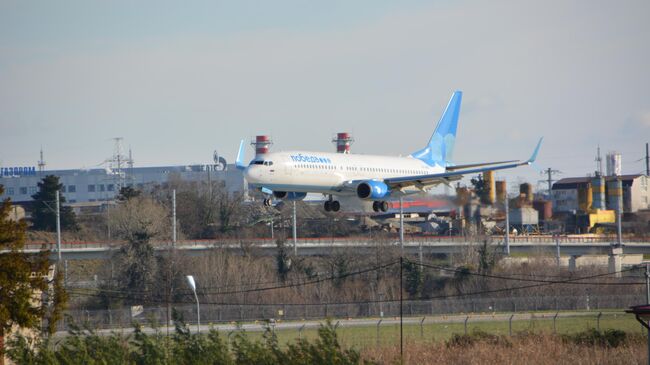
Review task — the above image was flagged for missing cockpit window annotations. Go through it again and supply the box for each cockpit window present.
[250,160,273,166]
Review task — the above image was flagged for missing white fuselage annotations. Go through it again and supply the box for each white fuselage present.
[244,151,444,196]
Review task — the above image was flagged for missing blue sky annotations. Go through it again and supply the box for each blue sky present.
[1,0,649,191]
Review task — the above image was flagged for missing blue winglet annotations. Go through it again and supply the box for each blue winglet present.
[235,139,247,170]
[527,137,543,165]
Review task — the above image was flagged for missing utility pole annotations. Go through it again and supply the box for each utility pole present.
[555,235,561,267]
[504,185,510,256]
[616,177,623,247]
[645,264,649,304]
[107,203,111,240]
[399,197,404,254]
[645,143,650,176]
[172,189,177,247]
[56,190,62,262]
[399,256,403,363]
[270,215,274,239]
[637,263,650,365]
[292,201,297,256]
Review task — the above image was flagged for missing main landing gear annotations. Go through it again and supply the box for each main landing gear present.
[324,196,340,212]
[263,198,273,206]
[372,201,389,212]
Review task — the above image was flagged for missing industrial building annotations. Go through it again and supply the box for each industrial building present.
[0,164,245,205]
[552,174,649,213]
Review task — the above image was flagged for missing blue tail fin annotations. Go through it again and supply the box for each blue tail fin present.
[410,91,462,167]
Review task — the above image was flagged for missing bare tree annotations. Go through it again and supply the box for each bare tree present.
[107,196,170,304]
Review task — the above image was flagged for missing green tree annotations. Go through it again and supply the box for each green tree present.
[470,174,489,204]
[275,239,292,282]
[30,175,77,231]
[403,261,423,298]
[0,185,66,363]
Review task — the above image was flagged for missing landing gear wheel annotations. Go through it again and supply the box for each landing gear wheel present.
[324,201,332,212]
[331,200,340,212]
[380,201,389,212]
[372,201,380,212]
[263,198,272,207]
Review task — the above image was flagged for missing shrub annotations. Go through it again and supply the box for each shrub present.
[561,328,628,348]
[7,318,368,364]
[447,329,511,348]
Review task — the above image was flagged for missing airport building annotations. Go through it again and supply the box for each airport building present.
[0,164,246,205]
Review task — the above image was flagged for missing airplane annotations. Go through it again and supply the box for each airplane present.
[236,91,542,213]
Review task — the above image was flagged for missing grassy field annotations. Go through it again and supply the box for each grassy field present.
[235,311,643,349]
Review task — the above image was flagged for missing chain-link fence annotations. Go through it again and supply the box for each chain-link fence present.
[59,294,643,332]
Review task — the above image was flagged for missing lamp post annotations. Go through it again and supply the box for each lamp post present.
[186,275,200,334]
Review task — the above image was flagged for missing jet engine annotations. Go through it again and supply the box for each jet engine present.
[356,181,390,200]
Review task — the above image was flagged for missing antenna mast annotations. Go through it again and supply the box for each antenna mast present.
[539,167,561,199]
[595,145,603,176]
[38,147,46,175]
[109,137,128,190]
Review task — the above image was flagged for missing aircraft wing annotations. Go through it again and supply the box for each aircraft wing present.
[385,138,543,191]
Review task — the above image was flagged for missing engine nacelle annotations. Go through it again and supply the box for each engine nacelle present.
[273,191,307,201]
[356,181,390,200]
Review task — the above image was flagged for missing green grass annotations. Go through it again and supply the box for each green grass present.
[231,313,643,350]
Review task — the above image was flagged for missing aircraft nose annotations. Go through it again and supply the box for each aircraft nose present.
[244,166,258,183]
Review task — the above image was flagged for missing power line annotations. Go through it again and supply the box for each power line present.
[67,259,400,298]
[410,259,644,286]
[414,266,640,302]
[65,263,639,307]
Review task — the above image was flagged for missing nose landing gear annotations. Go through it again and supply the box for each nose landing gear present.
[372,201,389,212]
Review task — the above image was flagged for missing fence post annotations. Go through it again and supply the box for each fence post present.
[299,324,305,340]
[464,316,469,335]
[553,312,559,334]
[420,317,426,338]
[597,312,602,332]
[376,319,382,347]
[509,314,514,336]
